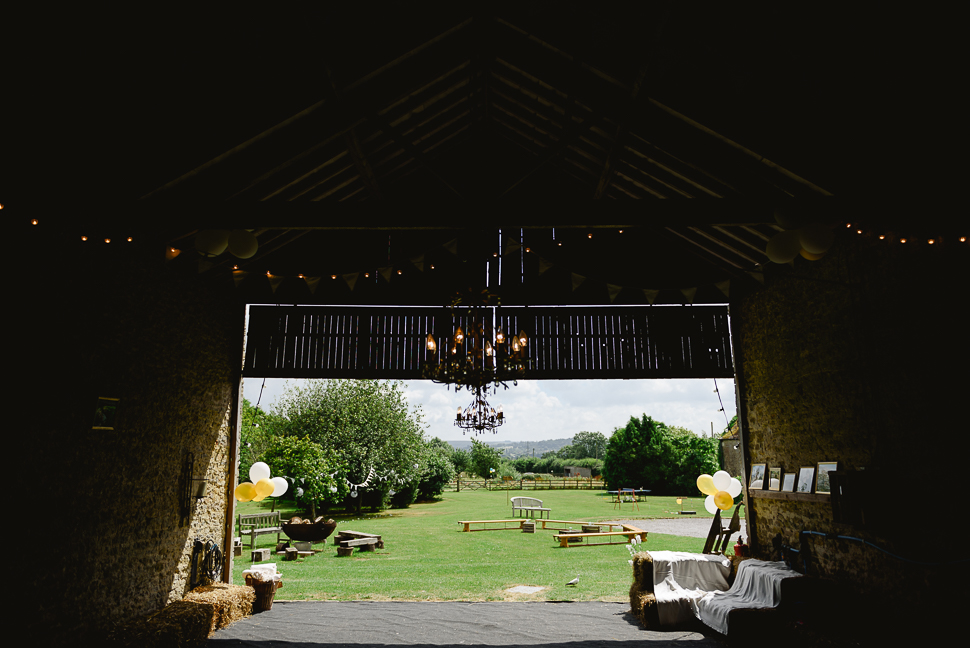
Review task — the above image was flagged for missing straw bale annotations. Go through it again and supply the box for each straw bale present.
[628,585,660,629]
[183,582,254,633]
[630,550,653,594]
[106,601,212,648]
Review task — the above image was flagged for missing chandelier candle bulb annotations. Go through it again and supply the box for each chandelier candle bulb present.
[426,335,436,352]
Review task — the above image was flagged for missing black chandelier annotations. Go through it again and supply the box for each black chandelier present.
[420,292,528,434]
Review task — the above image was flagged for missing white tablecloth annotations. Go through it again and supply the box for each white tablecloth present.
[692,559,801,634]
[649,551,733,626]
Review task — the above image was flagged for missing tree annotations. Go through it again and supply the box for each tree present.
[601,415,672,492]
[571,431,608,459]
[450,447,470,475]
[239,398,280,483]
[469,438,503,479]
[262,435,346,518]
[415,445,456,501]
[272,380,426,513]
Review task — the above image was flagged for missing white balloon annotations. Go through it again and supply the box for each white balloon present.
[713,470,731,492]
[250,462,271,483]
[705,495,717,514]
[766,230,802,263]
[271,476,288,497]
[728,477,743,498]
[195,229,230,257]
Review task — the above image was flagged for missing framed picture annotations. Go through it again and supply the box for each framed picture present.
[781,472,796,492]
[93,397,121,430]
[796,466,815,493]
[749,463,766,490]
[816,461,838,494]
[768,466,782,491]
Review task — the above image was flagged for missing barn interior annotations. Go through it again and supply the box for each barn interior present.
[16,3,966,645]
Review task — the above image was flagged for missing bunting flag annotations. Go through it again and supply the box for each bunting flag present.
[410,255,424,271]
[681,287,697,304]
[504,242,521,256]
[747,270,765,284]
[642,289,660,304]
[343,272,359,291]
[304,276,321,294]
[198,258,214,274]
[715,280,730,299]
[538,257,554,275]
[571,273,585,291]
[607,283,623,303]
[267,274,284,293]
[378,266,393,282]
[232,270,249,289]
[442,239,459,256]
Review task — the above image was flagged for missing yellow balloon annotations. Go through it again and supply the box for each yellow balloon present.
[234,482,256,502]
[714,490,733,510]
[696,474,717,496]
[800,248,826,260]
[252,492,268,502]
[255,478,275,497]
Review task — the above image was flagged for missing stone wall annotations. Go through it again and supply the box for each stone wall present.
[734,229,968,610]
[25,239,241,644]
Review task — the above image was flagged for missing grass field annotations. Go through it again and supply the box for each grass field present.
[232,490,730,601]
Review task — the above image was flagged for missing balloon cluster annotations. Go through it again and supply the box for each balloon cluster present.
[765,213,834,263]
[234,462,288,502]
[195,229,259,259]
[696,471,742,514]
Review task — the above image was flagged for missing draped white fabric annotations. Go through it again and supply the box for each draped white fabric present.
[692,559,802,634]
[649,551,733,626]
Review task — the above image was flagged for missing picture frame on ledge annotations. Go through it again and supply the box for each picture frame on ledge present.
[92,396,121,430]
[796,466,815,493]
[768,466,782,491]
[781,473,796,492]
[749,463,766,490]
[816,461,838,494]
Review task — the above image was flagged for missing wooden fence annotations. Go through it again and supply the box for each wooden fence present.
[448,478,606,492]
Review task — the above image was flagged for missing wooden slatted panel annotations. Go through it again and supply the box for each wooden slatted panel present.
[244,305,733,379]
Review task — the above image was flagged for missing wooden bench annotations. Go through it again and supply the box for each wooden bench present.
[511,496,551,519]
[334,530,383,553]
[458,519,528,532]
[537,519,628,532]
[553,525,647,548]
[237,512,282,552]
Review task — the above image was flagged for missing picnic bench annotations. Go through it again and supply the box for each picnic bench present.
[458,519,529,532]
[237,512,282,551]
[553,525,646,548]
[510,496,551,519]
[334,530,383,555]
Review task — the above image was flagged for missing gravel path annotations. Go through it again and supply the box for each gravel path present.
[604,517,747,540]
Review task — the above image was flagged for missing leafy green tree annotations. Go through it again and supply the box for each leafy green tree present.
[469,438,503,479]
[571,431,608,459]
[262,435,346,518]
[602,415,672,491]
[272,380,426,513]
[416,449,456,500]
[450,448,470,475]
[239,398,280,483]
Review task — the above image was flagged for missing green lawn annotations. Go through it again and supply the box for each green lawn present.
[232,490,732,601]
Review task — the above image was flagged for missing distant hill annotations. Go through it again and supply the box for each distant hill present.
[446,438,573,459]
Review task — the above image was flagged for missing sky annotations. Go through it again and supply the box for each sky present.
[242,377,736,443]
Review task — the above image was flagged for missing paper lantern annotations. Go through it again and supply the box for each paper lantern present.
[250,462,271,483]
[228,229,258,259]
[712,470,731,492]
[696,474,717,496]
[766,230,802,263]
[271,476,288,497]
[799,223,834,255]
[195,229,230,257]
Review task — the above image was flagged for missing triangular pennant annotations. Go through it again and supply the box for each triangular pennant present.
[343,272,359,291]
[410,255,424,272]
[378,266,393,282]
[747,270,765,284]
[198,258,214,273]
[571,273,585,291]
[607,283,623,303]
[642,289,660,304]
[304,276,321,294]
[504,242,521,255]
[681,287,697,304]
[267,274,284,293]
[715,280,730,299]
[538,257,554,275]
[442,239,459,256]
[232,270,249,289]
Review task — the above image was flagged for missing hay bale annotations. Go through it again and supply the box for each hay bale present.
[628,585,660,629]
[183,583,254,634]
[106,601,213,648]
[630,550,653,594]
